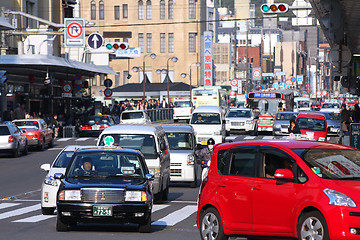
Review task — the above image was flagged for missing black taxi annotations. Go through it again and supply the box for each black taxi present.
[55,146,154,232]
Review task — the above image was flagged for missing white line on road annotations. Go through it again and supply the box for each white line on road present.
[75,138,90,142]
[152,205,197,226]
[0,204,40,220]
[48,148,64,151]
[152,205,169,213]
[244,136,256,140]
[262,136,274,140]
[56,138,72,142]
[13,214,55,223]
[169,201,197,204]
[0,203,21,210]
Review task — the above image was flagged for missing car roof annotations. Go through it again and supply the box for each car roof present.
[0,121,15,126]
[228,108,251,111]
[74,146,142,155]
[121,110,145,113]
[13,119,42,122]
[296,112,326,119]
[161,124,194,133]
[276,111,298,114]
[100,124,163,135]
[61,145,96,151]
[192,106,222,113]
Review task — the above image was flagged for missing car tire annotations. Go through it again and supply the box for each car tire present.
[22,142,28,155]
[13,144,20,158]
[174,119,178,123]
[162,180,169,201]
[56,215,69,232]
[138,216,151,233]
[39,138,45,151]
[297,211,329,240]
[154,190,163,203]
[199,207,227,240]
[42,207,55,215]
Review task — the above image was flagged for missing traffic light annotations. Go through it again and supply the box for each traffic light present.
[106,42,129,50]
[261,3,289,14]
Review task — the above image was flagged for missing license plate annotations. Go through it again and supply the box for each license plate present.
[330,128,338,132]
[93,206,113,216]
[261,127,268,131]
[201,140,207,145]
[281,128,288,132]
[92,126,100,130]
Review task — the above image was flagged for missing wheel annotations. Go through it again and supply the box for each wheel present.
[297,211,329,240]
[138,216,151,233]
[13,144,20,158]
[154,190,163,203]
[199,207,227,240]
[22,142,28,155]
[174,119,178,123]
[162,181,169,201]
[41,207,55,215]
[48,137,54,148]
[38,138,45,151]
[56,215,69,232]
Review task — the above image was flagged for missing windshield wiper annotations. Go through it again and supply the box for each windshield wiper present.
[69,175,106,179]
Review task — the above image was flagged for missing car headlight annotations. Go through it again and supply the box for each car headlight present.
[44,176,58,186]
[226,120,230,124]
[58,190,81,201]
[323,188,356,207]
[125,191,147,202]
[149,168,161,177]
[187,154,195,165]
[274,124,281,128]
[246,120,252,125]
[214,131,221,135]
[318,137,326,141]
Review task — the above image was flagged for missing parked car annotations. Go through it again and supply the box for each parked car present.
[162,124,197,187]
[79,115,116,137]
[272,111,299,136]
[197,140,360,240]
[320,111,341,136]
[55,146,154,232]
[173,100,193,122]
[224,108,257,136]
[0,121,28,157]
[40,145,93,215]
[321,101,341,113]
[13,119,54,150]
[120,110,151,124]
[295,112,327,141]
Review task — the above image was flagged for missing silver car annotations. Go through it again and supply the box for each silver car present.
[0,122,28,157]
[120,110,151,124]
[225,108,257,135]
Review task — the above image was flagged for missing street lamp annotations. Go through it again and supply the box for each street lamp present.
[166,57,178,105]
[181,62,200,101]
[132,53,156,100]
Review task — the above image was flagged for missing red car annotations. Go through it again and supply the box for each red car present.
[13,119,54,150]
[197,140,360,240]
[296,112,327,141]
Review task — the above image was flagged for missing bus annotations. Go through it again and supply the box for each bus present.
[246,90,294,132]
[191,86,228,110]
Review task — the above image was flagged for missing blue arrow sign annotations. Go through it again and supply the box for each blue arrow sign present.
[279,82,286,89]
[104,79,113,88]
[87,33,104,49]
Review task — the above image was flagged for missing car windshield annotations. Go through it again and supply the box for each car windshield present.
[53,151,75,168]
[166,132,193,150]
[297,117,326,131]
[174,101,191,108]
[14,121,39,129]
[322,112,340,121]
[0,126,10,135]
[276,113,298,120]
[226,110,251,118]
[66,152,145,178]
[98,134,157,158]
[297,101,310,108]
[293,148,360,180]
[122,112,144,120]
[87,116,110,126]
[322,103,340,108]
[191,113,221,124]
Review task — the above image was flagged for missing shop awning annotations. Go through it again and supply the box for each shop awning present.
[0,17,15,30]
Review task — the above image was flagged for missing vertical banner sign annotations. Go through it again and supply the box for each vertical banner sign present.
[64,18,85,48]
[203,31,213,86]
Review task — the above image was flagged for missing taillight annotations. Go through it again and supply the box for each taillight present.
[8,136,15,143]
[199,176,208,195]
[173,110,175,114]
[190,109,193,113]
[100,125,108,129]
[82,126,91,130]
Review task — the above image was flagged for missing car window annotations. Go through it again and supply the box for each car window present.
[229,149,256,177]
[53,151,75,168]
[276,113,298,120]
[297,118,326,131]
[226,110,251,118]
[0,126,10,135]
[166,132,193,150]
[190,113,221,124]
[174,101,192,107]
[14,121,40,129]
[217,149,230,175]
[261,148,294,179]
[122,112,144,120]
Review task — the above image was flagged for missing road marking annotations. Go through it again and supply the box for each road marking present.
[0,204,40,220]
[262,136,274,140]
[75,138,89,142]
[0,203,21,210]
[56,138,72,142]
[244,136,256,140]
[152,205,197,226]
[13,214,55,223]
[169,201,197,204]
[152,205,169,213]
[14,200,40,202]
[48,148,64,151]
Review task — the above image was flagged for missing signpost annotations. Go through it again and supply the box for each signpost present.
[230,79,238,87]
[350,123,360,149]
[64,18,85,48]
[62,83,72,93]
[104,79,113,88]
[279,82,286,89]
[252,68,262,81]
[104,88,113,98]
[87,33,104,49]
[316,91,321,97]
[322,90,327,96]
[290,76,296,83]
[297,75,303,84]
[230,91,236,97]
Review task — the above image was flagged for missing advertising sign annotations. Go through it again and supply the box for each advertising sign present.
[203,31,213,86]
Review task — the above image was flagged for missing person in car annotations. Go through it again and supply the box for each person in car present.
[75,158,96,176]
[288,118,300,134]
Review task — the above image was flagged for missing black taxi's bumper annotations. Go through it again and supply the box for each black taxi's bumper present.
[57,202,152,224]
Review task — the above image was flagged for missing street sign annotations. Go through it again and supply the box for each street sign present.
[275,72,286,76]
[322,90,327,96]
[272,82,279,89]
[316,91,321,97]
[262,73,274,77]
[237,80,242,94]
[115,48,141,58]
[350,123,360,149]
[260,85,264,90]
[104,136,115,146]
[290,76,296,83]
[335,91,339,96]
[279,82,286,89]
[104,79,113,88]
[87,33,104,49]
[62,83,72,93]
[230,91,236,96]
[252,68,262,81]
[230,79,238,87]
[297,75,303,84]
[104,88,113,97]
[64,18,85,48]
[62,93,72,98]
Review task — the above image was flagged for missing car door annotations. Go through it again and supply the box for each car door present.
[159,134,170,188]
[13,125,25,149]
[40,120,50,143]
[215,146,258,232]
[252,146,297,234]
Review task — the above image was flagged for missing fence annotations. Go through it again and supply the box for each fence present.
[145,108,173,122]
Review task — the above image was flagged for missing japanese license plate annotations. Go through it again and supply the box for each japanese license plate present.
[93,206,113,216]
[201,140,207,145]
[92,125,100,130]
[261,127,268,131]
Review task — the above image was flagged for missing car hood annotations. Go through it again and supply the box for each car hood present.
[225,117,251,121]
[169,150,194,161]
[191,124,222,133]
[63,177,147,190]
[321,178,360,203]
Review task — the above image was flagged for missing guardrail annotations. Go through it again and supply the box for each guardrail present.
[145,108,173,122]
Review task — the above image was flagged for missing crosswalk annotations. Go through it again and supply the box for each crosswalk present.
[0,201,198,228]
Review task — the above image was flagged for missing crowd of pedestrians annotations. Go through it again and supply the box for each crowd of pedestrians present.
[340,103,360,135]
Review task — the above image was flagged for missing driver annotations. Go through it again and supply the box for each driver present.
[75,157,96,176]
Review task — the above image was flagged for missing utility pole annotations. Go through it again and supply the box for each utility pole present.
[233,9,237,79]
[246,20,249,94]
[269,30,272,74]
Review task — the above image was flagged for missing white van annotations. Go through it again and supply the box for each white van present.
[97,124,170,202]
[173,100,193,122]
[293,97,311,112]
[190,106,225,145]
[162,124,197,187]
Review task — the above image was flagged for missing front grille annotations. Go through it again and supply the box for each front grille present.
[281,125,289,128]
[81,188,125,203]
[171,169,182,177]
[231,122,245,126]
[171,163,182,167]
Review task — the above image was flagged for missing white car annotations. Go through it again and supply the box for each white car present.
[173,100,193,122]
[120,110,151,124]
[225,108,257,135]
[320,102,341,113]
[40,145,92,215]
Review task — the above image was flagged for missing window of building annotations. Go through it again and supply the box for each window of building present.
[123,71,129,84]
[123,4,128,18]
[92,77,97,86]
[115,72,120,86]
[100,74,105,86]
[147,33,152,53]
[99,0,104,20]
[168,33,174,53]
[138,0,144,20]
[160,33,166,53]
[161,71,174,83]
[146,0,152,20]
[91,1,96,20]
[168,0,174,19]
[114,6,120,20]
[140,71,153,83]
[138,33,144,53]
[189,0,196,19]
[188,32,196,53]
[160,0,165,19]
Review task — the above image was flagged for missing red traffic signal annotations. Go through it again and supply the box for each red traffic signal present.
[261,3,289,14]
[106,42,129,50]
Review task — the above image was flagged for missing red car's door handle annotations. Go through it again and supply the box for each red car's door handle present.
[252,185,262,191]
[219,183,227,188]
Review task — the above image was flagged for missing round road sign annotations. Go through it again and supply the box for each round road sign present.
[290,76,296,83]
[230,79,238,87]
[253,70,261,79]
[104,88,113,97]
[322,90,327,96]
[104,79,113,88]
[230,91,236,96]
[75,73,82,80]
[62,83,72,93]
[87,33,104,49]
[334,91,339,96]
[316,91,321,97]
[67,22,83,38]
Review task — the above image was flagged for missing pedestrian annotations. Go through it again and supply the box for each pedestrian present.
[14,103,24,119]
[340,103,352,136]
[49,115,59,138]
[161,98,168,108]
[352,104,360,123]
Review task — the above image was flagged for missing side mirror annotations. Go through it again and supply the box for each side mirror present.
[40,163,51,172]
[54,173,64,179]
[145,173,154,181]
[274,169,293,180]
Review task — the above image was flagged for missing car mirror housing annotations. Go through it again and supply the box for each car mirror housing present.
[40,163,51,172]
[145,174,154,181]
[54,173,64,179]
[274,169,294,180]
[21,129,27,134]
